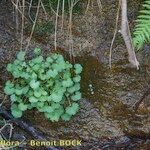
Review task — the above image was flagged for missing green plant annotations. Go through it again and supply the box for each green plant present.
[133,0,150,50]
[4,48,82,122]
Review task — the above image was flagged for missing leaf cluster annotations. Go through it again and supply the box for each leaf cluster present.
[133,0,150,50]
[4,48,82,122]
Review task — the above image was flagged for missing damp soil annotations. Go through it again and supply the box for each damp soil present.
[0,0,150,149]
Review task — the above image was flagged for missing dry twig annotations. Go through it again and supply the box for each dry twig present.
[54,0,60,50]
[120,0,139,69]
[109,0,139,69]
[25,0,41,51]
[109,0,121,68]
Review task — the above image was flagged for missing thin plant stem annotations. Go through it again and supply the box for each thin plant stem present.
[15,0,19,33]
[25,0,41,52]
[85,0,91,14]
[20,0,25,50]
[11,0,28,20]
[97,0,102,11]
[68,0,74,61]
[28,0,34,22]
[61,0,65,31]
[109,0,121,69]
[41,0,48,21]
[54,0,60,50]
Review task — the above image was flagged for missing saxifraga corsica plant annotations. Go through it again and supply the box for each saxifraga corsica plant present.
[4,48,82,122]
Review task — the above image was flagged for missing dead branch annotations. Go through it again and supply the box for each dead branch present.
[120,0,139,69]
[0,107,58,150]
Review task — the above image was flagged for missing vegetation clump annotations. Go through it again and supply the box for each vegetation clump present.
[133,0,150,50]
[4,48,82,122]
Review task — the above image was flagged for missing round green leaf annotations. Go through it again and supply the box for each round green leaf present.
[37,102,44,108]
[17,51,25,61]
[29,96,38,103]
[46,57,53,63]
[61,113,71,121]
[73,75,81,83]
[51,102,61,109]
[66,103,79,115]
[22,86,29,94]
[30,80,40,89]
[4,87,14,95]
[71,92,81,101]
[34,48,41,55]
[10,94,17,102]
[6,64,13,72]
[39,96,47,102]
[46,69,58,78]
[43,105,54,113]
[74,64,82,74]
[11,106,22,118]
[18,103,28,111]
[62,79,73,87]
[51,93,62,102]
[15,89,23,95]
[34,90,42,98]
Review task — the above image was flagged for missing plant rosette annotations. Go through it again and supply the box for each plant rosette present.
[4,48,82,122]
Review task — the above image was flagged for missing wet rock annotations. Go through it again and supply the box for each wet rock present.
[0,48,7,64]
[115,136,131,148]
[78,54,150,141]
[29,99,124,142]
[138,45,150,63]
[0,0,149,149]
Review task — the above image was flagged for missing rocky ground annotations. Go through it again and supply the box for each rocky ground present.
[0,0,150,149]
